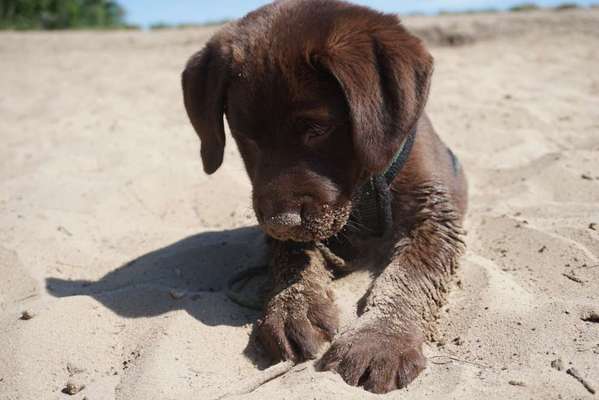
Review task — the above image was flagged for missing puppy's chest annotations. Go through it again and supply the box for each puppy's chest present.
[321,184,407,272]
[323,231,396,273]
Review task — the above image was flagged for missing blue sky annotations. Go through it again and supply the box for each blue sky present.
[120,0,597,26]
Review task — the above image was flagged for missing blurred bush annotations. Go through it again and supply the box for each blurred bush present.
[554,3,579,10]
[0,0,133,30]
[509,3,541,12]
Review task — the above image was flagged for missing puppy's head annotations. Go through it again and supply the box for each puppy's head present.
[182,0,433,242]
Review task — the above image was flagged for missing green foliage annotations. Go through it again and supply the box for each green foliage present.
[0,0,128,30]
[509,3,541,12]
[149,21,171,30]
[554,3,579,10]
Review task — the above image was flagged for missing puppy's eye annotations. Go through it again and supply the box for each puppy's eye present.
[301,120,333,143]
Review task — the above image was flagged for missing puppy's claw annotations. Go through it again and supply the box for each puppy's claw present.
[256,317,298,362]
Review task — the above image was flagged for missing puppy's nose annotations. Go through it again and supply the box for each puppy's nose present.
[264,212,302,237]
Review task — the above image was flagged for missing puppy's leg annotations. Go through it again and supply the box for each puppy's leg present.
[256,241,339,362]
[319,183,464,394]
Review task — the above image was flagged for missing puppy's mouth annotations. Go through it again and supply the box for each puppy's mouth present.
[257,203,352,242]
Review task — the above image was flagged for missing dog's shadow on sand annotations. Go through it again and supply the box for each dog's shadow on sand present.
[46,226,268,329]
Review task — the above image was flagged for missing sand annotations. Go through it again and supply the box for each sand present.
[1,7,598,400]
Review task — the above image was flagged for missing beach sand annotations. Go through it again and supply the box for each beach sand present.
[1,8,598,400]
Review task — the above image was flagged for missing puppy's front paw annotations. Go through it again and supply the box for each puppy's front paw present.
[256,285,339,362]
[318,326,426,394]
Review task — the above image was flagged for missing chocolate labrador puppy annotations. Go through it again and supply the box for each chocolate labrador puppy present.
[182,0,467,394]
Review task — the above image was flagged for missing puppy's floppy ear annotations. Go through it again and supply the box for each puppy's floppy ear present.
[182,43,229,174]
[318,14,433,174]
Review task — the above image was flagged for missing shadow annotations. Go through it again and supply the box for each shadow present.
[46,226,269,328]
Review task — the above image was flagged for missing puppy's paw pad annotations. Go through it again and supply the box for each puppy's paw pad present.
[256,287,339,362]
[318,328,426,394]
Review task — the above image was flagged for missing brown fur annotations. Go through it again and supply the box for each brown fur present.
[182,0,467,394]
